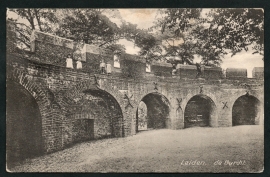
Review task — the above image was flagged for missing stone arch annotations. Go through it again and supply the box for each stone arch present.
[229,91,263,108]
[6,68,50,110]
[135,92,171,130]
[136,89,171,106]
[232,94,262,126]
[182,92,218,112]
[64,78,125,137]
[227,90,263,126]
[65,78,124,112]
[6,68,50,168]
[183,94,218,128]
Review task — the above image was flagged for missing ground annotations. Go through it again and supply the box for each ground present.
[8,125,264,173]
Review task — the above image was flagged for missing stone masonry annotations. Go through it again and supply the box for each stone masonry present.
[6,28,264,159]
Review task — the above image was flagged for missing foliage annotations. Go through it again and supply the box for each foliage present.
[7,9,58,50]
[155,8,203,34]
[7,9,124,53]
[8,8,264,69]
[155,8,225,67]
[148,9,204,65]
[119,22,163,63]
[152,8,264,66]
[207,9,264,58]
[56,9,119,46]
[104,44,125,54]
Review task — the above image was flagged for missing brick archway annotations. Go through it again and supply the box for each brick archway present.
[227,90,263,126]
[230,91,263,107]
[182,92,218,112]
[6,68,50,167]
[183,94,218,128]
[136,89,171,106]
[135,92,171,130]
[64,78,126,137]
[232,93,262,126]
[6,68,50,112]
[65,78,124,111]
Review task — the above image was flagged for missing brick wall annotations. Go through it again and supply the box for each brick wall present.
[120,57,145,79]
[177,64,223,79]
[204,67,223,79]
[6,54,264,155]
[6,27,264,161]
[226,68,247,79]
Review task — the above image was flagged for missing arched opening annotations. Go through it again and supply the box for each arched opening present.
[232,94,261,126]
[6,81,43,168]
[184,94,217,128]
[136,92,170,131]
[136,101,148,132]
[77,89,124,139]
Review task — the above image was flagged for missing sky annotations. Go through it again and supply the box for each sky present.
[116,9,158,55]
[7,9,264,77]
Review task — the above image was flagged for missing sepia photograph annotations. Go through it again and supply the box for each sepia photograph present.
[6,8,264,173]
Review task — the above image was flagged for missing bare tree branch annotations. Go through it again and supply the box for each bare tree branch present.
[34,9,43,31]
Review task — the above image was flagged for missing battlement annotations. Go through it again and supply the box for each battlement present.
[226,68,247,79]
[252,67,264,79]
[6,24,263,80]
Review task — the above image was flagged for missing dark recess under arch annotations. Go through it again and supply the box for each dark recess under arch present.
[184,94,216,128]
[6,81,43,168]
[232,95,261,126]
[136,92,170,131]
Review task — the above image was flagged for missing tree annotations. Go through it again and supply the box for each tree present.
[118,21,163,62]
[157,31,197,65]
[144,9,204,66]
[151,8,228,67]
[7,9,126,53]
[192,24,224,66]
[153,8,264,65]
[7,9,58,50]
[56,9,120,46]
[207,9,264,58]
[57,9,135,53]
[154,9,203,34]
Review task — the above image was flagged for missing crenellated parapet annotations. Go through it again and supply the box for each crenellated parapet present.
[30,30,112,66]
[7,23,264,81]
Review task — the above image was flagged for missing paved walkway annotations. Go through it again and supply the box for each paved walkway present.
[9,125,264,173]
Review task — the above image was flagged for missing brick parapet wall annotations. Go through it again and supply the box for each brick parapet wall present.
[7,56,264,153]
[30,30,256,80]
[6,25,263,81]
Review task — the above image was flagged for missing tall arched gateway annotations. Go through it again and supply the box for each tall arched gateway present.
[232,94,261,126]
[6,81,43,167]
[184,94,217,128]
[136,92,170,132]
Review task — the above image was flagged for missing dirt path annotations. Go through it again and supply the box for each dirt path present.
[9,125,264,173]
